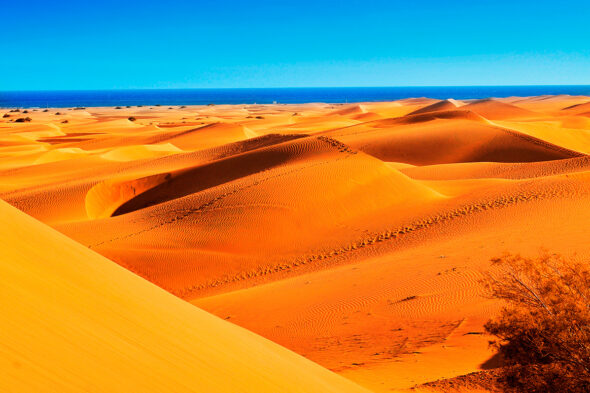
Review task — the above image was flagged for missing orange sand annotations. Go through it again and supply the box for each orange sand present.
[2,96,590,392]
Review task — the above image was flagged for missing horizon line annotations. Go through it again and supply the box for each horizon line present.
[2,84,590,93]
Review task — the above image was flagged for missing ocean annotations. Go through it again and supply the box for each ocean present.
[1,86,590,108]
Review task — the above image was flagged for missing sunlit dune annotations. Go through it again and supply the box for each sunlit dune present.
[407,98,464,115]
[0,200,369,393]
[2,96,590,392]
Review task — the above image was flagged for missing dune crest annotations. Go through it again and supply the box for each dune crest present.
[407,98,465,115]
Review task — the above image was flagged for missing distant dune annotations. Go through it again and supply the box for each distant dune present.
[407,98,464,115]
[2,96,590,392]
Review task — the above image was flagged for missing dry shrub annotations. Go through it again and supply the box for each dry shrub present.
[484,253,590,392]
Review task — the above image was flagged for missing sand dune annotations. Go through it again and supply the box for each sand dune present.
[61,135,442,298]
[2,96,590,393]
[325,118,582,165]
[460,98,540,119]
[560,100,590,116]
[407,99,464,115]
[330,104,368,116]
[0,200,369,393]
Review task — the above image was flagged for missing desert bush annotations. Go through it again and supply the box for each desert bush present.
[14,117,32,122]
[61,120,69,124]
[2,114,9,118]
[115,106,122,109]
[484,253,590,392]
[128,117,136,122]
[55,112,62,115]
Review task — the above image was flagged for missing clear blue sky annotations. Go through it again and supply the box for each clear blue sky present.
[2,0,589,90]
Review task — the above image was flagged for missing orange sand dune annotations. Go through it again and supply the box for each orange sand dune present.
[560,100,590,116]
[330,103,368,116]
[459,98,541,119]
[324,118,582,165]
[0,200,369,393]
[500,94,590,112]
[407,98,464,115]
[2,96,590,393]
[58,136,441,297]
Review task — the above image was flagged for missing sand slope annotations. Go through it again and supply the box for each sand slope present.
[325,117,582,165]
[0,200,369,393]
[407,99,464,115]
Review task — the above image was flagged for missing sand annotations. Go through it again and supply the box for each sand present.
[0,200,369,393]
[2,96,590,392]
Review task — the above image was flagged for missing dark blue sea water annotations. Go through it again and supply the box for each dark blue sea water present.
[2,86,590,108]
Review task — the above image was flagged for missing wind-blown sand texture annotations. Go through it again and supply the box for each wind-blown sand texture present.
[2,95,590,392]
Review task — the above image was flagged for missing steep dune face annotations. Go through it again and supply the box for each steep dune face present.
[326,118,582,165]
[0,200,369,393]
[460,98,540,119]
[560,100,590,116]
[407,99,464,115]
[85,135,440,219]
[330,104,368,116]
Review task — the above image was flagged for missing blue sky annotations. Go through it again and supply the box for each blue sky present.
[2,0,589,90]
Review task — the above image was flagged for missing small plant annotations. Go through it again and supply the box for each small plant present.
[115,106,122,109]
[128,117,136,122]
[22,110,29,113]
[2,114,9,118]
[255,115,265,119]
[43,109,49,112]
[73,107,86,110]
[61,120,69,124]
[484,253,590,393]
[55,112,62,115]
[14,117,32,122]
